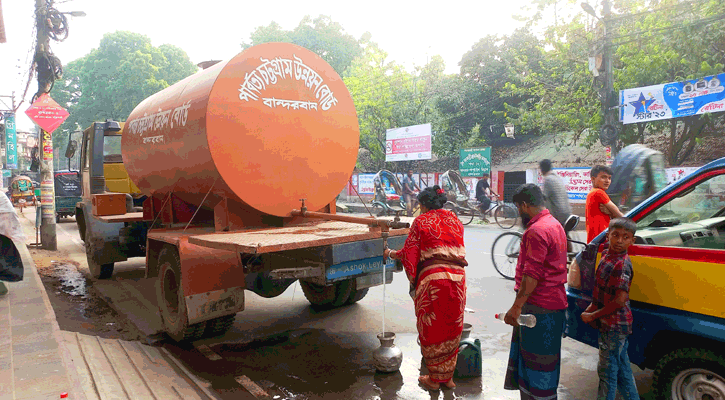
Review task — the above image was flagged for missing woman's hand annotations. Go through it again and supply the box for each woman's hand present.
[384,248,395,260]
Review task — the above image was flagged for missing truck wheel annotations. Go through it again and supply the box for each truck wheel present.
[156,247,205,342]
[203,315,236,338]
[77,209,86,242]
[85,231,114,279]
[653,347,725,400]
[346,281,370,305]
[300,281,353,309]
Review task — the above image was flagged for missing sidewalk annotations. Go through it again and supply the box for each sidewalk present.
[0,210,87,400]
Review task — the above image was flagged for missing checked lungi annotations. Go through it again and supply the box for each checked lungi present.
[504,304,566,400]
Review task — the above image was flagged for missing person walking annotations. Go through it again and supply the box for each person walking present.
[503,183,568,399]
[540,159,572,226]
[540,159,574,251]
[586,165,624,243]
[402,169,421,217]
[385,185,467,391]
[581,218,640,400]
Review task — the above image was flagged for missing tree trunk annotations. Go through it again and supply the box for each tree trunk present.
[669,115,705,166]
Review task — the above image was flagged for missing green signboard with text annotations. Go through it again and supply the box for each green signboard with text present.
[459,147,491,177]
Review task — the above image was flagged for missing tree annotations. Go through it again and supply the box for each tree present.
[344,44,449,169]
[502,0,725,164]
[242,15,366,76]
[52,31,198,156]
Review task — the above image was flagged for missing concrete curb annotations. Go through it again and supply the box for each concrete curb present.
[16,213,89,400]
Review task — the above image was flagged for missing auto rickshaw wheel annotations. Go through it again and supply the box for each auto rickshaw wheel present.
[85,231,114,279]
[156,247,205,342]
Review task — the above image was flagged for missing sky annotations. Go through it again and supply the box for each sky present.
[0,0,530,131]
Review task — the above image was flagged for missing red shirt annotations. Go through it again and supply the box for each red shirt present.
[586,188,611,243]
[514,209,568,310]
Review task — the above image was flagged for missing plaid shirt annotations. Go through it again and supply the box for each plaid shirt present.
[592,249,634,334]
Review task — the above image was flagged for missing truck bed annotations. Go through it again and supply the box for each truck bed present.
[187,217,412,254]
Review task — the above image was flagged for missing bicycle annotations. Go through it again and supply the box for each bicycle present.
[490,215,586,280]
[444,195,518,229]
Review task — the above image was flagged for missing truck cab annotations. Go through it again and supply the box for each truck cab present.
[73,120,149,279]
[567,157,725,399]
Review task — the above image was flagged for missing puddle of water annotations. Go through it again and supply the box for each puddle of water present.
[50,262,89,298]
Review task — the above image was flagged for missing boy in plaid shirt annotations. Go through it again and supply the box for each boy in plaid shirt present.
[581,217,640,400]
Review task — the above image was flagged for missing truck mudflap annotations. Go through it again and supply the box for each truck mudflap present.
[185,286,245,326]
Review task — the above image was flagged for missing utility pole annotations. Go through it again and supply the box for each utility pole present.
[35,0,57,250]
[602,0,618,156]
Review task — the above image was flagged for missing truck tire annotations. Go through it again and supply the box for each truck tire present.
[203,315,236,338]
[346,282,370,305]
[652,347,725,400]
[85,231,114,280]
[300,280,353,309]
[156,247,205,342]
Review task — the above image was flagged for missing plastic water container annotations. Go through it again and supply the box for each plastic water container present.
[455,338,482,377]
[495,313,537,328]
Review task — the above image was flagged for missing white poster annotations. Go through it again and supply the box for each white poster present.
[385,123,432,162]
[536,168,593,204]
[357,174,376,195]
[665,167,700,184]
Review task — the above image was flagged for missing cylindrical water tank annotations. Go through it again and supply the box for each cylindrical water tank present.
[122,43,359,217]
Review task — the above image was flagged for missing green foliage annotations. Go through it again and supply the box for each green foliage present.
[242,15,365,76]
[343,44,448,169]
[52,31,197,155]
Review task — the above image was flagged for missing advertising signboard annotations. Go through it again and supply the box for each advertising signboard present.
[620,73,725,125]
[459,147,492,177]
[3,113,17,169]
[25,93,69,134]
[385,123,432,162]
[536,168,592,203]
[357,174,376,195]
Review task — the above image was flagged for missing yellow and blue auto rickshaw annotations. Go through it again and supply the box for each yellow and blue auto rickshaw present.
[9,175,37,210]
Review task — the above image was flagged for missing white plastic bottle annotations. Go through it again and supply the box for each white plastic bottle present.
[494,313,537,328]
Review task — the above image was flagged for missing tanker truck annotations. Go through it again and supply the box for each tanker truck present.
[72,43,410,342]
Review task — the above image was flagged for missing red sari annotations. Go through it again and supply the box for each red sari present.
[397,208,467,382]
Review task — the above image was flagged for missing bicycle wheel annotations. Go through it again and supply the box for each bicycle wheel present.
[494,204,518,229]
[457,207,475,225]
[491,231,522,280]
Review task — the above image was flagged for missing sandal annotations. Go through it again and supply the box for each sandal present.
[418,375,440,390]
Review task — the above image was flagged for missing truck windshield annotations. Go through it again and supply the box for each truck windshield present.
[104,135,122,163]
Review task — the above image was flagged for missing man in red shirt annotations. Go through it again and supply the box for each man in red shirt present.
[503,184,568,399]
[586,165,624,242]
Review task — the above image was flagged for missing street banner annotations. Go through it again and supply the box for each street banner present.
[357,174,376,195]
[25,93,69,133]
[536,168,592,203]
[459,147,492,177]
[620,73,725,125]
[385,123,432,162]
[3,113,17,169]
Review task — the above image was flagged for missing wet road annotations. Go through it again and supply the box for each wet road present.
[25,214,656,399]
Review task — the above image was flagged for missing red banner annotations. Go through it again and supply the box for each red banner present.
[25,93,69,134]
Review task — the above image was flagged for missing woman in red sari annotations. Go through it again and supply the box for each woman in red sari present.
[384,185,467,390]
